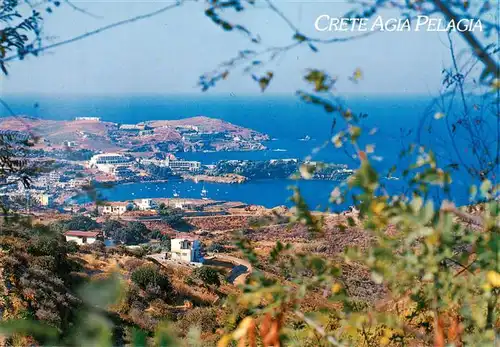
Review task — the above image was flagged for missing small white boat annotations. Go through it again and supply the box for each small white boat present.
[201,185,208,200]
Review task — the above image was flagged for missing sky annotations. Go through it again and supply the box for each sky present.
[0,0,482,95]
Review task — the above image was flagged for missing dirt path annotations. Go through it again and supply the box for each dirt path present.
[205,254,252,285]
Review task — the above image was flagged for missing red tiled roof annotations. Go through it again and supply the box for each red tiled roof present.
[103,202,129,207]
[64,231,101,238]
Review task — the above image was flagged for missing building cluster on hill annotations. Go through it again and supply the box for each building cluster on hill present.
[88,152,201,178]
[74,116,101,121]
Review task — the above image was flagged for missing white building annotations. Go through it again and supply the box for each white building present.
[89,153,133,173]
[135,198,154,210]
[64,231,102,245]
[101,202,130,215]
[75,117,100,121]
[175,125,199,132]
[63,141,77,147]
[69,178,90,189]
[165,157,201,172]
[141,156,200,172]
[119,123,149,131]
[170,237,203,263]
[36,193,53,207]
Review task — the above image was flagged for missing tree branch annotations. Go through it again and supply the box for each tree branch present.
[2,0,188,63]
[294,310,346,347]
[440,201,484,227]
[432,0,499,78]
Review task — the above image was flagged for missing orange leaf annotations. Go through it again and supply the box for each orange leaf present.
[434,316,445,347]
[358,150,367,161]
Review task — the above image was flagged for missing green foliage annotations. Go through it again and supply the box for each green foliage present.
[191,266,221,287]
[219,133,499,346]
[207,242,225,253]
[0,0,42,75]
[161,237,171,251]
[105,221,151,245]
[0,221,81,340]
[157,206,183,225]
[1,1,498,346]
[131,264,171,292]
[63,214,100,231]
[102,219,122,237]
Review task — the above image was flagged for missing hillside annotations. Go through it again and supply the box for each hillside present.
[0,116,269,153]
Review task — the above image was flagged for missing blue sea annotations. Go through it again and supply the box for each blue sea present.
[1,94,495,210]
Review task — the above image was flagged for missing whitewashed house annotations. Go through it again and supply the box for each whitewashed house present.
[64,231,102,245]
[135,198,153,210]
[170,237,203,263]
[101,202,130,215]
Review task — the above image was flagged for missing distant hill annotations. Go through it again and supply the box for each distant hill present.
[0,116,269,154]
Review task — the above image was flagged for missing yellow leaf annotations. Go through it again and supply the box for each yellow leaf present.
[332,133,343,148]
[332,283,342,293]
[366,144,375,153]
[232,317,254,340]
[380,336,390,346]
[492,78,500,90]
[352,67,363,81]
[217,335,232,347]
[486,271,500,287]
[371,201,385,214]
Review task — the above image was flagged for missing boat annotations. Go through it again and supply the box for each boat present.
[173,190,180,198]
[201,185,208,200]
[299,135,311,141]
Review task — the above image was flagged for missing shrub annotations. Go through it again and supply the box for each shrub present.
[157,206,183,225]
[191,267,221,287]
[176,307,218,334]
[65,241,79,254]
[80,240,106,254]
[122,258,146,272]
[107,221,150,245]
[207,242,225,253]
[28,236,60,257]
[161,238,171,251]
[102,220,122,237]
[64,215,99,231]
[131,265,171,292]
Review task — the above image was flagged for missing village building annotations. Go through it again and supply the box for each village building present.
[101,202,130,215]
[135,198,154,210]
[140,154,201,172]
[74,117,100,121]
[62,140,77,147]
[119,123,151,131]
[88,153,133,173]
[170,237,203,263]
[64,231,102,245]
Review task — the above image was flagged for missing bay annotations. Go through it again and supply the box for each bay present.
[1,94,488,208]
